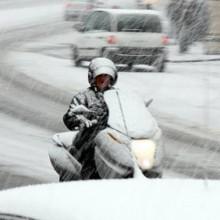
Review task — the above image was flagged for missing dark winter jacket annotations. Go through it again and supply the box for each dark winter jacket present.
[63,87,110,179]
[63,87,109,151]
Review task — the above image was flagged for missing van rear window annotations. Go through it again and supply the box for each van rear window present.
[117,14,162,33]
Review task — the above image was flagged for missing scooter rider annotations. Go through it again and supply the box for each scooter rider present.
[49,57,134,181]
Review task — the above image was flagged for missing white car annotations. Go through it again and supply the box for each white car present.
[64,0,95,21]
[72,9,169,71]
[0,179,219,220]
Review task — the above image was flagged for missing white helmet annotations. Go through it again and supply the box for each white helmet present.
[88,57,118,86]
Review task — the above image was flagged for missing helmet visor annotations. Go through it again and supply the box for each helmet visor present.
[95,74,112,91]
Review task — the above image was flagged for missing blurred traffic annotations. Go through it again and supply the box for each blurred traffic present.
[64,0,219,58]
[71,8,168,71]
[64,0,170,71]
[63,0,150,21]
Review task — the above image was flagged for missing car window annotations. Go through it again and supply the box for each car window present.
[84,12,111,32]
[117,14,162,33]
[84,12,98,31]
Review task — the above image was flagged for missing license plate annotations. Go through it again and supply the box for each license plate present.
[81,49,97,56]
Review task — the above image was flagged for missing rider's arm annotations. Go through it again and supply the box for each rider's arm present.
[63,92,87,130]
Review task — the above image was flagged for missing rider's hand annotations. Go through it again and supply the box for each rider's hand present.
[68,104,93,116]
[68,104,76,116]
[77,115,94,128]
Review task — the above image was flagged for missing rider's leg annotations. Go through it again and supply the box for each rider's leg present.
[49,131,82,181]
[72,130,101,180]
[94,128,134,179]
[79,142,101,180]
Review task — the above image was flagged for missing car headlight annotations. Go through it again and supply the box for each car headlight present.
[131,139,156,170]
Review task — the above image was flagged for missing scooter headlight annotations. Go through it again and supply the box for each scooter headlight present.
[131,139,156,170]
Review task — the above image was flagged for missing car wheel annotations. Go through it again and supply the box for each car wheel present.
[143,170,162,178]
[102,49,117,62]
[75,59,81,67]
[102,49,111,59]
[157,60,166,72]
[64,13,70,21]
[72,46,81,67]
[127,63,133,71]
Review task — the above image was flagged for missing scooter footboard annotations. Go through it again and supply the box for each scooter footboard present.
[52,131,78,149]
[49,131,82,181]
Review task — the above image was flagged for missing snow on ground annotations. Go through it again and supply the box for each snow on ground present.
[0,6,220,220]
[0,179,220,220]
[0,3,63,32]
[0,112,58,183]
[169,42,220,61]
[7,35,220,138]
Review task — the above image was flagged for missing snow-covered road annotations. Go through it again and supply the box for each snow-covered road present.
[0,0,61,10]
[0,0,68,189]
[11,33,220,136]
[0,113,57,189]
[0,1,220,190]
[1,4,220,220]
[0,2,63,32]
[1,29,220,189]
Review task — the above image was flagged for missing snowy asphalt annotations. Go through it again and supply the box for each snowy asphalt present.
[0,0,60,10]
[1,2,220,189]
[2,33,220,188]
[0,2,68,189]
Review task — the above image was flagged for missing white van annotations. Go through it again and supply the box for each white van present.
[64,0,95,21]
[73,9,168,71]
[95,0,139,9]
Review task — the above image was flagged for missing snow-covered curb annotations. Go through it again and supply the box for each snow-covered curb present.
[167,43,220,63]
[167,57,220,63]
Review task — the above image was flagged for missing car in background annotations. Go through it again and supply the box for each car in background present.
[94,0,139,9]
[0,179,219,220]
[72,9,169,72]
[64,0,95,21]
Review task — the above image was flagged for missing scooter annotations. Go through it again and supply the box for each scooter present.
[49,89,164,180]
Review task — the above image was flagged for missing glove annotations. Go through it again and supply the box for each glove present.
[68,104,95,116]
[77,115,96,128]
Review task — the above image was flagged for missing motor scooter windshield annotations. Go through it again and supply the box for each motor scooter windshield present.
[104,88,159,139]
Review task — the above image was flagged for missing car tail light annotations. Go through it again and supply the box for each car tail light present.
[86,4,94,9]
[65,2,73,8]
[162,35,169,45]
[107,35,117,44]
